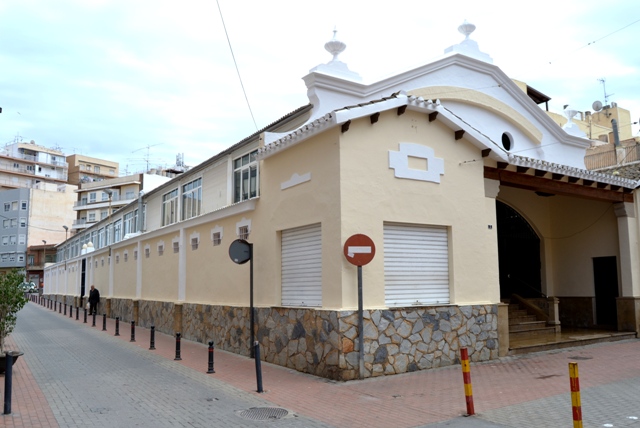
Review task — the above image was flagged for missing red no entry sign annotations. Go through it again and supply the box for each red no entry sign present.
[343,234,376,266]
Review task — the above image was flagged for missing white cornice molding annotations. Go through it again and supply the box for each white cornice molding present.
[507,154,639,188]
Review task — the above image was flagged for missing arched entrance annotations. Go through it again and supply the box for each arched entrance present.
[496,201,542,299]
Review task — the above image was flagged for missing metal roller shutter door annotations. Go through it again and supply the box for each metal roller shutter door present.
[384,223,450,306]
[281,223,322,307]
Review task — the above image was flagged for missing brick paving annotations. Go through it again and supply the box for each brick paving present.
[3,299,640,427]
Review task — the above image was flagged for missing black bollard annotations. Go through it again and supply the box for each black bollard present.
[54,301,57,312]
[174,333,182,360]
[69,305,73,318]
[130,321,136,342]
[64,303,67,315]
[76,306,79,320]
[59,302,61,313]
[115,317,120,336]
[92,312,96,327]
[254,341,263,393]
[102,314,107,331]
[83,307,87,324]
[149,326,156,350]
[3,352,13,414]
[207,341,215,374]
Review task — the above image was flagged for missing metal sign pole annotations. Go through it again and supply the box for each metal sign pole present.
[358,265,364,380]
[249,243,255,359]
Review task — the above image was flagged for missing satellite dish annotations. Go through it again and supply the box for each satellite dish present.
[592,100,603,112]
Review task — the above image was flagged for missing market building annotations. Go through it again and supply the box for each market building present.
[45,23,639,380]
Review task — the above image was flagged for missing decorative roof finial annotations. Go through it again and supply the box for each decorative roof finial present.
[458,20,476,40]
[324,27,346,62]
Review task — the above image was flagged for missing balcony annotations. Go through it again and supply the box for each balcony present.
[585,145,640,170]
[74,193,138,208]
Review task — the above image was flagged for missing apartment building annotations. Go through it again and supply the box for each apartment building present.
[66,154,119,185]
[0,140,68,190]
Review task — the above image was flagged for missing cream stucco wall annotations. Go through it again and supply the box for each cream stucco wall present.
[338,110,500,307]
[254,127,342,308]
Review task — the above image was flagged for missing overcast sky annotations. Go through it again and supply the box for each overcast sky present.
[1,0,638,174]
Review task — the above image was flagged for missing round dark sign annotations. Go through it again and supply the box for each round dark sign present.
[229,239,252,264]
[343,234,376,266]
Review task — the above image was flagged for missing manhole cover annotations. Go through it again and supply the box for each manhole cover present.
[239,407,289,421]
[568,356,592,360]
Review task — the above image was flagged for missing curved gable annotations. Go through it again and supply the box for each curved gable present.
[409,86,543,145]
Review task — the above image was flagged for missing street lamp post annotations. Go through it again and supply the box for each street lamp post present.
[42,240,46,292]
[104,189,113,245]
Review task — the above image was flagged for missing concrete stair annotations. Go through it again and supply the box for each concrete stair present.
[508,302,556,340]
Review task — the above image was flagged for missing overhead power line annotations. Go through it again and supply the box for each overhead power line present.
[216,0,258,131]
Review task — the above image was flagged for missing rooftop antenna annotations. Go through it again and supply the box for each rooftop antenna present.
[597,78,613,104]
[131,143,163,172]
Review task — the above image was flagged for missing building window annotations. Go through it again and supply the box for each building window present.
[27,254,34,266]
[17,254,24,263]
[88,213,96,222]
[157,245,164,256]
[123,212,134,236]
[212,231,222,246]
[1,236,7,245]
[145,247,150,258]
[182,178,202,220]
[383,223,450,306]
[124,252,128,262]
[102,192,109,201]
[134,250,138,260]
[89,192,96,203]
[20,201,27,210]
[10,219,17,228]
[233,150,258,203]
[191,237,199,250]
[281,223,322,307]
[238,225,249,240]
[18,234,25,245]
[173,241,179,253]
[94,166,100,174]
[19,218,25,228]
[4,203,9,212]
[2,220,8,228]
[101,259,104,267]
[162,189,179,226]
[115,254,120,264]
[11,202,18,211]
[9,236,16,245]
[109,169,115,175]
[101,210,108,220]
[113,220,122,243]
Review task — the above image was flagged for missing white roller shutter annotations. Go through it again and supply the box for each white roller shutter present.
[384,223,450,306]
[281,223,322,307]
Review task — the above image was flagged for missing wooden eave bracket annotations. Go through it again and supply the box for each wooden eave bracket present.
[552,173,564,181]
[455,130,465,140]
[428,112,438,122]
[370,112,380,124]
[516,166,529,174]
[534,169,546,177]
[341,120,351,133]
[481,149,491,158]
[397,105,407,116]
[497,162,508,169]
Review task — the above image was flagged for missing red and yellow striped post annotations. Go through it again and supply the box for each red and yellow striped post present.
[569,362,583,428]
[460,348,475,416]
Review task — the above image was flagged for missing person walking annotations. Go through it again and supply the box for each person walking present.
[88,285,100,315]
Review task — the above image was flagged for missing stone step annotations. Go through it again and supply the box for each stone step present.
[509,315,538,325]
[509,332,637,355]
[509,321,548,332]
[509,326,557,339]
[508,309,529,318]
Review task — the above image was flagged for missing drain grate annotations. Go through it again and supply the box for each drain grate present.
[239,407,289,421]
[568,356,592,360]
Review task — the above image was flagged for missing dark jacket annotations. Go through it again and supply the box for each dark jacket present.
[89,288,100,304]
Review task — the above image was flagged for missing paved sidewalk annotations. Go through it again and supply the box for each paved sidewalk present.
[3,301,640,427]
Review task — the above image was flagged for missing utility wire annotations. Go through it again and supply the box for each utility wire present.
[216,0,258,131]
[548,18,640,65]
